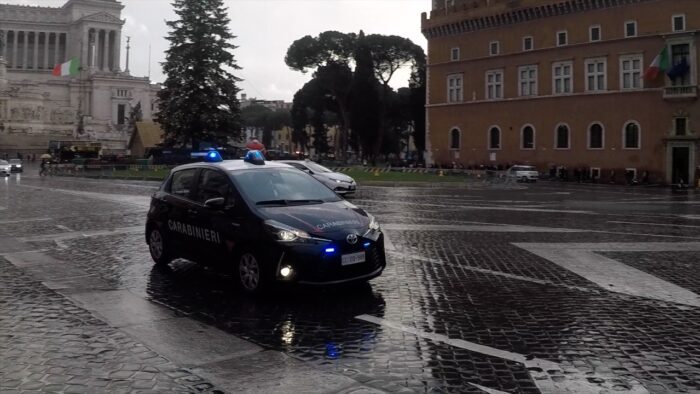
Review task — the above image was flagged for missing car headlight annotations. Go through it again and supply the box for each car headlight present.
[368,214,380,231]
[334,179,342,183]
[265,220,327,243]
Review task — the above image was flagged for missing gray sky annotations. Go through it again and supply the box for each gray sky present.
[6,0,430,101]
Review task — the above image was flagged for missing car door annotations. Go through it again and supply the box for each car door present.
[193,169,247,264]
[162,168,201,259]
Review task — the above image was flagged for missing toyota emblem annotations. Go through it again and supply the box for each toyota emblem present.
[346,234,358,245]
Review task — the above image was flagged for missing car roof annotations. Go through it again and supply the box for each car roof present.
[172,159,294,173]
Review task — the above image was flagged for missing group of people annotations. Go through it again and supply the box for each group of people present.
[1,152,39,162]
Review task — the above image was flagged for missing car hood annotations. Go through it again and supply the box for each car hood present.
[258,200,369,237]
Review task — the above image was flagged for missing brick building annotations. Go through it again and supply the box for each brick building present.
[421,0,699,184]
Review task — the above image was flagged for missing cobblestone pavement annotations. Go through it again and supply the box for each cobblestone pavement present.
[2,173,700,393]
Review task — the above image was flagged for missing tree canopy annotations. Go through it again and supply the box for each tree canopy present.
[156,0,242,150]
[285,30,426,161]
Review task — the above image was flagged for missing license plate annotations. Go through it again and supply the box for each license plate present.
[341,251,365,266]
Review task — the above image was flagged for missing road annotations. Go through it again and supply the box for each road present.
[1,171,699,393]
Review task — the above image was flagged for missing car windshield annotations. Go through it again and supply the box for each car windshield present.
[231,168,341,205]
[513,166,535,171]
[9,159,21,164]
[0,160,8,165]
[304,161,333,174]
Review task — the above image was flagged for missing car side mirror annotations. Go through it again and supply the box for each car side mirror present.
[204,197,226,209]
[306,169,314,175]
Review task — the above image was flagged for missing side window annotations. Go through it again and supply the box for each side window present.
[170,169,197,199]
[195,169,232,204]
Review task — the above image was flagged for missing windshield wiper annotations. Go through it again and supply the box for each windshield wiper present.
[256,199,324,206]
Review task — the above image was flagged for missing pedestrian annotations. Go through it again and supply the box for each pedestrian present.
[39,159,48,176]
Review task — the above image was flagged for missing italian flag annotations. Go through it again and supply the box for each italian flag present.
[52,58,80,77]
[643,47,670,81]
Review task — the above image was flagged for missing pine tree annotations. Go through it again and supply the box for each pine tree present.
[156,0,242,150]
[349,31,381,161]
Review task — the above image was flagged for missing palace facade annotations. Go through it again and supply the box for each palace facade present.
[422,0,699,184]
[0,0,158,155]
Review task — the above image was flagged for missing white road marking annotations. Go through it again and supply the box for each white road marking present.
[388,250,597,293]
[355,314,647,393]
[354,198,594,214]
[468,382,511,394]
[608,220,700,229]
[20,226,143,242]
[16,184,151,208]
[0,217,53,224]
[680,215,700,220]
[384,223,582,233]
[56,225,73,232]
[514,242,700,307]
[382,222,700,240]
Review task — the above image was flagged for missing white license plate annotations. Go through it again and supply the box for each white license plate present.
[341,251,366,266]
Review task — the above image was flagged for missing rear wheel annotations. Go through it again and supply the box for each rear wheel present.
[148,228,172,266]
[238,252,266,293]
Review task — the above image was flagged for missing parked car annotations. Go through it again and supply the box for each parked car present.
[507,165,539,182]
[279,160,357,195]
[0,160,10,176]
[9,159,23,173]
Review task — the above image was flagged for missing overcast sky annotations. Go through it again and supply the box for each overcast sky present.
[6,0,430,101]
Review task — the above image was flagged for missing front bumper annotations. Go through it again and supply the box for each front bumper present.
[10,166,23,172]
[334,182,357,195]
[272,233,386,285]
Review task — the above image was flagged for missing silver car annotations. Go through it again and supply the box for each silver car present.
[0,160,10,176]
[280,160,357,195]
[507,165,539,182]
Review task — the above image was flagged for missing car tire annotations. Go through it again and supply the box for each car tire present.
[148,227,172,266]
[237,252,266,294]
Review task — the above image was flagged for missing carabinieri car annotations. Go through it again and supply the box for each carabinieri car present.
[146,150,386,293]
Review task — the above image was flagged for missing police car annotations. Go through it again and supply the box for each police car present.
[146,151,386,293]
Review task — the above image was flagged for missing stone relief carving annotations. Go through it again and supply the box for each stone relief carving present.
[82,12,124,25]
[9,105,45,121]
[50,108,77,124]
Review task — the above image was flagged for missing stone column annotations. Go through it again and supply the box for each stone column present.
[12,31,18,68]
[103,30,110,71]
[32,32,39,69]
[54,33,60,66]
[43,32,49,69]
[1,30,7,60]
[114,30,122,72]
[22,32,28,69]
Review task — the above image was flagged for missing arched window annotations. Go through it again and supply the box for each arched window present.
[623,122,640,149]
[588,123,604,149]
[555,124,570,149]
[488,127,501,149]
[449,128,460,150]
[521,125,535,149]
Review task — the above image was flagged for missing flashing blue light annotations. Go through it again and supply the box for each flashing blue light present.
[324,247,336,254]
[363,242,371,248]
[195,150,222,162]
[244,150,266,165]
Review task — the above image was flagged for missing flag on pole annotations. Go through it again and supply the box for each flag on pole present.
[52,58,80,77]
[643,47,670,81]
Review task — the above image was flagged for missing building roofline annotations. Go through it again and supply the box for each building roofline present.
[422,0,658,39]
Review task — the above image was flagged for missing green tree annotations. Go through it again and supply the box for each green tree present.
[349,31,381,160]
[409,65,426,161]
[286,32,356,159]
[291,91,310,152]
[156,0,242,150]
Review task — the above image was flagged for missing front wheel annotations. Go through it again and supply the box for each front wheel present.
[148,228,172,266]
[238,252,266,293]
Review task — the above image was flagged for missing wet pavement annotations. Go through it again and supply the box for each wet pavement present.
[1,171,700,393]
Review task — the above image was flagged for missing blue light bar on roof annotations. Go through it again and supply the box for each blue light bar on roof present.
[244,150,265,165]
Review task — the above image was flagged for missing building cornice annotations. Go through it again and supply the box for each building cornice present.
[422,0,657,39]
[428,88,664,107]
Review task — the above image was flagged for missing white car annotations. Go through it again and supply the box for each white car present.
[0,160,10,176]
[280,160,357,195]
[507,165,539,182]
